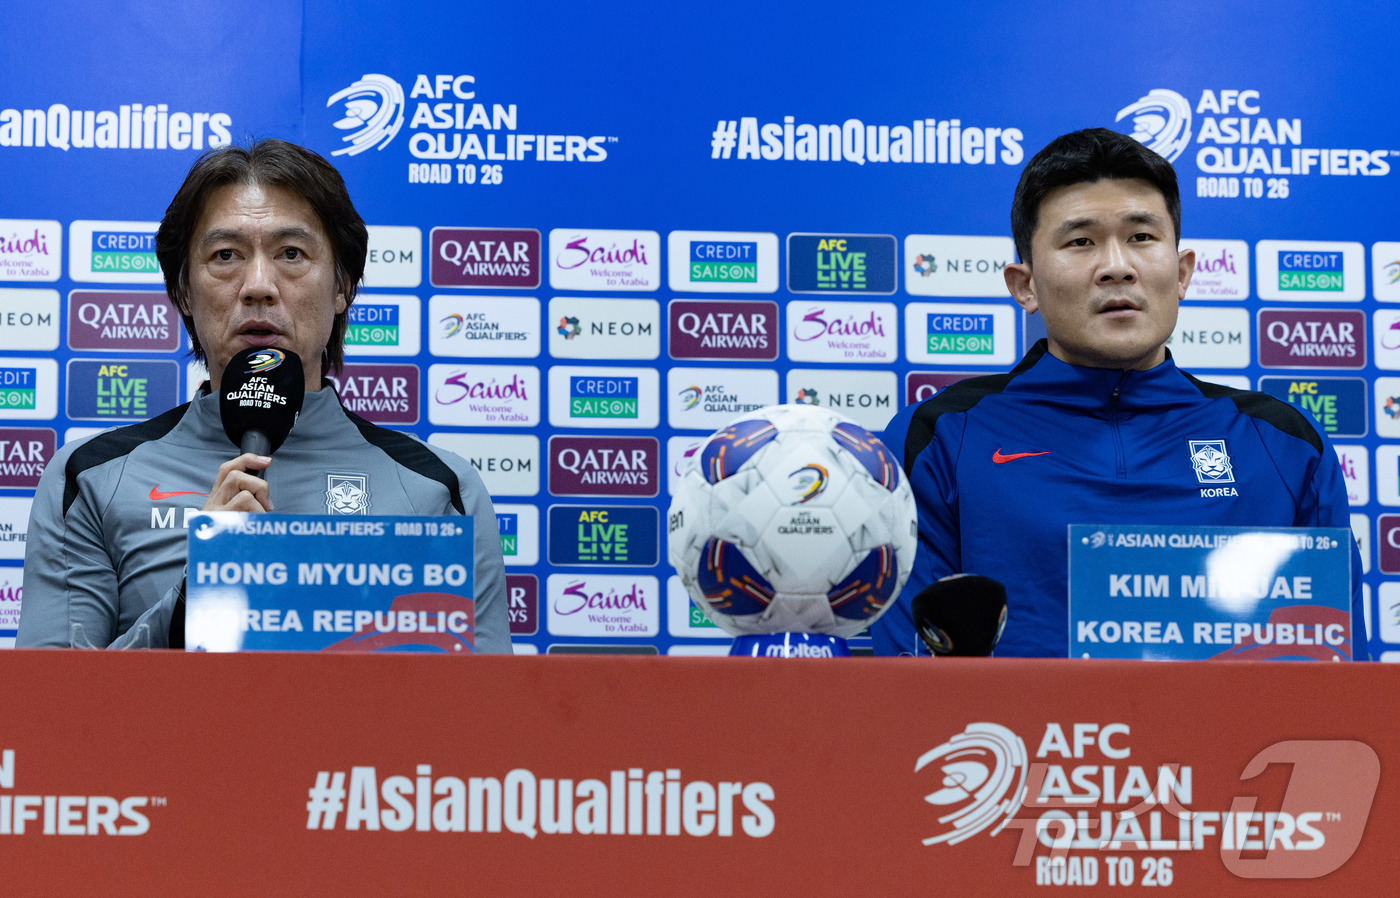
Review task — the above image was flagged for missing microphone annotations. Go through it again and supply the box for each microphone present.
[219,347,305,475]
[910,574,1008,657]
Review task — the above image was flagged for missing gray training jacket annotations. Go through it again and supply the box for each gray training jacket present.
[17,386,511,653]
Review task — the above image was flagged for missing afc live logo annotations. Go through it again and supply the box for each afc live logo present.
[787,234,897,295]
[547,505,658,567]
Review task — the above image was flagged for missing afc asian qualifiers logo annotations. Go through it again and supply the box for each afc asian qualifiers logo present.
[1189,440,1234,484]
[1115,89,1193,162]
[327,74,406,156]
[916,721,1381,881]
[325,473,371,515]
[916,723,1029,845]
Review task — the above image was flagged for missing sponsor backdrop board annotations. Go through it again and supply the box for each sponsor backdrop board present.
[0,651,1397,892]
[1,3,1398,661]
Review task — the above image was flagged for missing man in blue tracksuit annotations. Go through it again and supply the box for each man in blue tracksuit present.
[873,128,1366,659]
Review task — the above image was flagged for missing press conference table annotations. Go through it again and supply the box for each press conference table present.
[2,650,1394,895]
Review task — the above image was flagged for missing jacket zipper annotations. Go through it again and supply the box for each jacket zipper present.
[1111,372,1130,478]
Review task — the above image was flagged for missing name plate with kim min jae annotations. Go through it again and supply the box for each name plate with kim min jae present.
[1068,525,1353,661]
[185,513,477,653]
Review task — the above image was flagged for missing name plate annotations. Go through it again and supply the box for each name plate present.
[1068,525,1352,661]
[185,513,476,653]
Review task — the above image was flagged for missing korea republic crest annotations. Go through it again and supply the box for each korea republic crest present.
[326,473,371,514]
[1188,440,1234,484]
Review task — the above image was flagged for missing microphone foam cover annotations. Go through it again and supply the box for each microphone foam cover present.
[219,347,305,454]
[910,574,1008,657]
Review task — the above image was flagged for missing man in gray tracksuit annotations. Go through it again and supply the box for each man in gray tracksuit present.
[17,139,510,651]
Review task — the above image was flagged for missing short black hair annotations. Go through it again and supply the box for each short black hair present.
[154,138,368,375]
[1010,128,1181,267]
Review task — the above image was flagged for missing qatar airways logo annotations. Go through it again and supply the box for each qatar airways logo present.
[328,364,419,425]
[547,574,659,637]
[427,364,539,427]
[786,300,897,363]
[1258,310,1363,369]
[67,291,176,352]
[670,300,777,361]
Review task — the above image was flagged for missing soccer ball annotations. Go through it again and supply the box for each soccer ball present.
[667,404,917,639]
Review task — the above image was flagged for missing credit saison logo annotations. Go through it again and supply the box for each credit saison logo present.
[303,763,772,838]
[709,114,1024,167]
[0,102,231,151]
[668,231,779,293]
[1257,242,1364,302]
[920,721,1381,884]
[570,376,638,419]
[89,230,157,274]
[0,749,157,836]
[0,367,37,409]
[69,222,161,284]
[1279,252,1343,292]
[927,312,994,353]
[346,304,399,346]
[497,512,518,556]
[690,241,757,283]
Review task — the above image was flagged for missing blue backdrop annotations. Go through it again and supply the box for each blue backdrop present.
[2,1,1398,657]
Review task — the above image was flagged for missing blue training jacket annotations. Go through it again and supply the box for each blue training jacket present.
[872,340,1367,659]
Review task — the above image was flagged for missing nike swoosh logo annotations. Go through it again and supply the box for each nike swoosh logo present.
[149,486,208,501]
[992,449,1052,464]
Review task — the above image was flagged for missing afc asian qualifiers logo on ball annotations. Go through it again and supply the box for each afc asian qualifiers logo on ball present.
[327,74,406,156]
[1115,89,1193,162]
[915,723,1028,846]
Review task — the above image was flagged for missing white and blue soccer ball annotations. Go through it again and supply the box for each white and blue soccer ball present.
[667,404,917,639]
